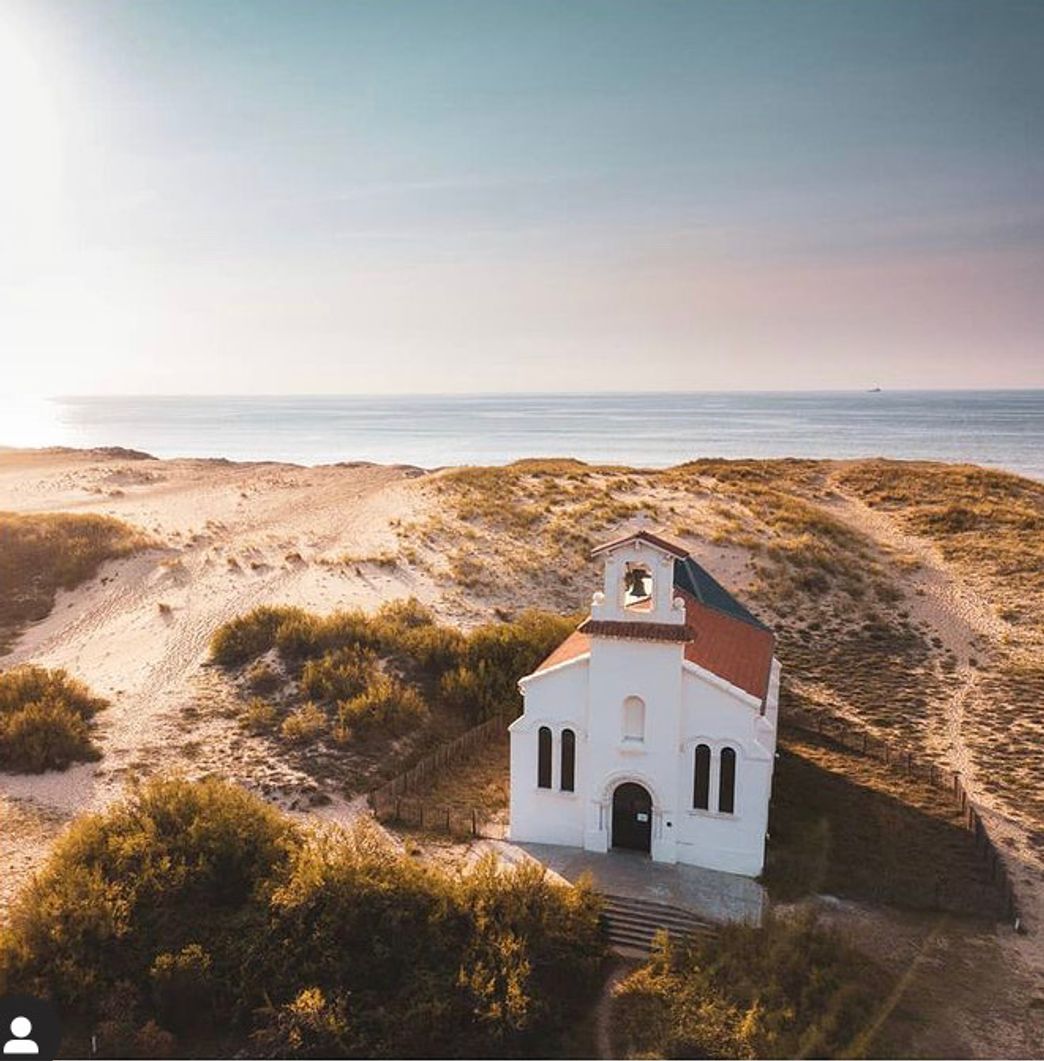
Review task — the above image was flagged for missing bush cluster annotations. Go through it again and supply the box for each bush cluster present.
[0,665,107,772]
[210,599,577,737]
[612,912,890,1059]
[0,777,606,1058]
[336,673,427,737]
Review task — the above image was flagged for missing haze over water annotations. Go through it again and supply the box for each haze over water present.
[3,391,1042,480]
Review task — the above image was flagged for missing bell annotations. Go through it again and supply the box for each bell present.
[626,569,649,598]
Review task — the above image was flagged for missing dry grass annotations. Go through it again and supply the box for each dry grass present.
[419,733,510,816]
[832,461,1044,827]
[767,730,1004,917]
[0,511,151,651]
[832,460,1044,642]
[420,459,947,748]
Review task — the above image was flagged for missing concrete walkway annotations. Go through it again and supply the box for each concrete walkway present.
[488,840,765,924]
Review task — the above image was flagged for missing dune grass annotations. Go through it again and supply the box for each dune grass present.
[834,460,1044,642]
[417,458,946,751]
[0,511,151,652]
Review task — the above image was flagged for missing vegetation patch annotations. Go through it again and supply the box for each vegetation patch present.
[0,665,107,772]
[207,599,576,793]
[612,912,893,1059]
[0,512,151,651]
[0,776,606,1058]
[833,460,1044,827]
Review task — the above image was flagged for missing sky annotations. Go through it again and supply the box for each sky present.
[1,0,1042,395]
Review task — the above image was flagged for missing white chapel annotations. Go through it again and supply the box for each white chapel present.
[508,530,780,877]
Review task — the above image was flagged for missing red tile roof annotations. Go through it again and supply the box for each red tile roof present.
[534,628,591,672]
[533,592,774,702]
[676,588,775,701]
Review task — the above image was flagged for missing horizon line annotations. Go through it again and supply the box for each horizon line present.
[17,386,1044,401]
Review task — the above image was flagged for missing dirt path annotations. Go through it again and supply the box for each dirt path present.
[593,958,636,1060]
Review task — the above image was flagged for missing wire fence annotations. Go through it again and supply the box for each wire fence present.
[783,704,1020,927]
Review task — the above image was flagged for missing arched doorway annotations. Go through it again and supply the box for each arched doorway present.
[611,782,652,853]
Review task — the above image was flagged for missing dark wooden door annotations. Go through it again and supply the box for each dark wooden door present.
[612,782,652,852]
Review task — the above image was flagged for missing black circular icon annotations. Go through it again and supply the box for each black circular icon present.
[0,995,62,1061]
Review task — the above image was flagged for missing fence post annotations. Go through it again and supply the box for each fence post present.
[472,808,478,836]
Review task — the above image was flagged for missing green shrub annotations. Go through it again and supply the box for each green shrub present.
[437,609,577,723]
[337,674,428,736]
[280,702,327,744]
[213,602,576,730]
[209,605,307,666]
[0,776,296,1016]
[0,665,107,772]
[150,944,213,1033]
[374,597,437,630]
[0,779,606,1058]
[251,986,356,1059]
[300,645,377,703]
[274,609,376,664]
[613,912,890,1059]
[245,660,283,695]
[241,698,279,734]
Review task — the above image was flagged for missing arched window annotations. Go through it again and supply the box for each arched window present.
[693,743,711,809]
[718,747,737,814]
[560,729,576,792]
[623,696,645,742]
[537,727,552,788]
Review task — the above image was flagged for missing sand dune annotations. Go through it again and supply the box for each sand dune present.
[2,447,1042,1021]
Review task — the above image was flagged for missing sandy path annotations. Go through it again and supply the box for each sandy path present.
[826,486,1044,992]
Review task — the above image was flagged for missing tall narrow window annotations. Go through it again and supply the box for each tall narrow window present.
[693,743,711,809]
[560,729,576,792]
[537,726,552,789]
[623,696,645,742]
[719,747,737,814]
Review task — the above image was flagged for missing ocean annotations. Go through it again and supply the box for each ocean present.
[2,391,1043,480]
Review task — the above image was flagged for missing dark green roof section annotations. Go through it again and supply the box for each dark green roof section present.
[673,557,771,632]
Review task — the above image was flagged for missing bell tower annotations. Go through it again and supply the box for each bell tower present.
[588,530,688,627]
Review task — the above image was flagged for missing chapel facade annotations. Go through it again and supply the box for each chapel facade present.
[508,530,780,877]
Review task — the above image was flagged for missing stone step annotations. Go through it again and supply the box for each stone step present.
[602,892,717,954]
